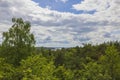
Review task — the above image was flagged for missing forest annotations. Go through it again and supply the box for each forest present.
[0,18,120,80]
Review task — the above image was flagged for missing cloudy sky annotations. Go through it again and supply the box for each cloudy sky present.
[0,0,120,47]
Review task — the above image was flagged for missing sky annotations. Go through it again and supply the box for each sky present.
[0,0,120,47]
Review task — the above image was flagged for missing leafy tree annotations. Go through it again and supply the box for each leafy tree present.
[54,66,74,80]
[20,55,58,80]
[0,58,17,80]
[100,45,120,80]
[79,61,111,80]
[54,49,65,67]
[0,18,35,66]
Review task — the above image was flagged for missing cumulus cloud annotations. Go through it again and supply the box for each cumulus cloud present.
[0,0,120,47]
[73,0,110,11]
[72,0,120,23]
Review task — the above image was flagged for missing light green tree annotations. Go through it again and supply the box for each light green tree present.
[20,55,58,80]
[0,18,35,66]
[0,58,16,80]
[79,61,111,80]
[54,65,74,80]
[100,45,120,80]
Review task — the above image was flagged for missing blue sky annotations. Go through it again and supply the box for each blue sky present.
[0,0,120,47]
[33,0,96,14]
[33,0,82,14]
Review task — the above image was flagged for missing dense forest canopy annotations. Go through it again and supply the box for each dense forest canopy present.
[0,18,120,80]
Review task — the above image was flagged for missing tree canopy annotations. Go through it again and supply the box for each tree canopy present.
[0,18,35,66]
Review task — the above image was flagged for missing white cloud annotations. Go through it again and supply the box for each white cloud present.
[45,5,52,10]
[72,0,120,28]
[60,0,68,3]
[73,0,110,11]
[55,0,68,3]
[0,0,120,47]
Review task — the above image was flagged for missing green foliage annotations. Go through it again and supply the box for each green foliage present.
[79,61,111,80]
[100,45,120,80]
[20,55,58,80]
[0,18,35,66]
[54,66,74,80]
[0,58,17,80]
